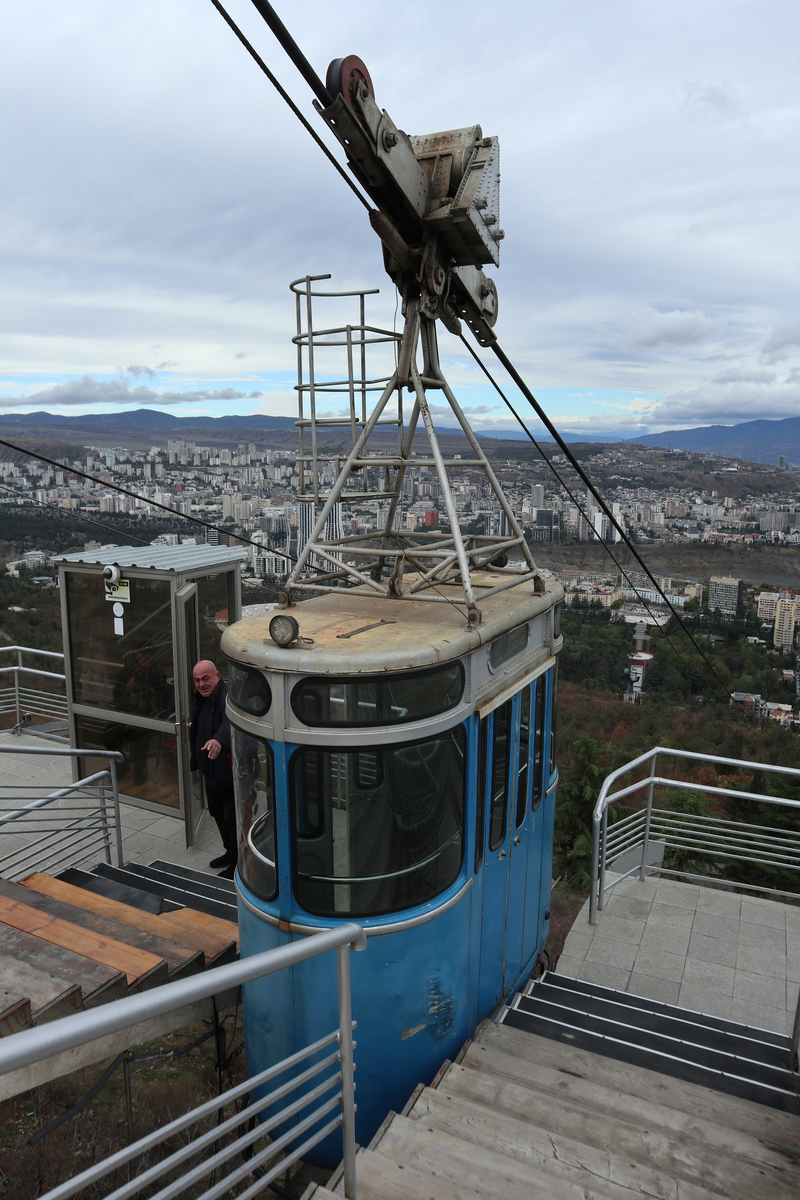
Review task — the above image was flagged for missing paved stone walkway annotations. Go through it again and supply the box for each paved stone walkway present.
[0,731,224,873]
[559,873,800,1035]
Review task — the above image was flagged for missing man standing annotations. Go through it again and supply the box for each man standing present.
[190,660,236,878]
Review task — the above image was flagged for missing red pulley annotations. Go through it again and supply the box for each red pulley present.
[325,55,374,117]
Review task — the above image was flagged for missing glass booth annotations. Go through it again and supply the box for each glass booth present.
[53,544,246,846]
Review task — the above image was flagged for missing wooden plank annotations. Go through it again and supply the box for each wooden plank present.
[475,1021,800,1153]
[440,1061,797,1200]
[464,1028,799,1174]
[409,1087,728,1200]
[0,956,82,1022]
[156,907,239,950]
[0,925,127,1005]
[0,894,164,986]
[377,1117,620,1200]
[0,992,31,1037]
[17,876,205,975]
[21,875,232,956]
[354,1147,491,1200]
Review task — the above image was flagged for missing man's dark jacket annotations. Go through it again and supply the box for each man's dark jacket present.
[190,679,233,792]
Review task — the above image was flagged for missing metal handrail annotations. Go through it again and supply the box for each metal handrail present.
[0,922,367,1200]
[0,645,67,735]
[0,745,125,871]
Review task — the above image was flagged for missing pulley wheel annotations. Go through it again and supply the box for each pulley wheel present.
[326,55,375,117]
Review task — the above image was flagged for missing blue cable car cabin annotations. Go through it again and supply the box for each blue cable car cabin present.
[222,573,563,1161]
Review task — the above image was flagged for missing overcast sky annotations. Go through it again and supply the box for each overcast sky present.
[1,0,798,438]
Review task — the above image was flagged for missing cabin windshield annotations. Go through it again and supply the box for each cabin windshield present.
[290,725,465,916]
[232,726,277,901]
[291,662,464,727]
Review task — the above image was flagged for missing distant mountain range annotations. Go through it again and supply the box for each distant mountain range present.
[0,408,796,466]
[631,417,800,466]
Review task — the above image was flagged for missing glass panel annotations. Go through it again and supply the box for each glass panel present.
[66,573,175,721]
[489,625,528,671]
[549,664,558,774]
[75,714,180,808]
[290,726,465,917]
[195,574,231,679]
[292,662,464,727]
[232,726,277,901]
[475,717,488,873]
[488,701,511,851]
[531,675,545,812]
[228,662,271,717]
[515,686,531,828]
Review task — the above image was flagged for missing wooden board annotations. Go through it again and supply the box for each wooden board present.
[0,893,165,986]
[18,876,204,976]
[0,956,82,1023]
[0,992,31,1038]
[156,907,239,951]
[0,924,127,1005]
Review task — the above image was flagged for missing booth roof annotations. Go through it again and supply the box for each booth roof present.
[52,544,248,572]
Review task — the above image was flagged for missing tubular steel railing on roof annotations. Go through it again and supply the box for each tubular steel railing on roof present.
[0,645,67,737]
[0,923,366,1200]
[0,745,124,877]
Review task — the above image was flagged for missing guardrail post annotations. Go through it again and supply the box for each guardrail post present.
[598,807,609,913]
[589,810,601,925]
[98,775,112,865]
[337,942,358,1200]
[13,665,20,734]
[109,756,125,868]
[640,753,657,881]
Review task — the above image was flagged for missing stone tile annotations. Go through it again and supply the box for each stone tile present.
[784,905,800,932]
[653,880,700,909]
[695,888,742,919]
[554,955,584,979]
[787,953,800,984]
[593,915,646,945]
[632,945,686,983]
[577,961,632,990]
[733,970,786,1009]
[639,923,691,956]
[691,912,740,942]
[585,939,638,971]
[561,931,592,962]
[646,902,696,931]
[677,985,732,1020]
[145,816,186,840]
[687,931,738,969]
[740,897,786,929]
[612,876,659,902]
[729,999,789,1035]
[605,895,653,922]
[682,958,735,995]
[788,979,799,1011]
[736,921,786,952]
[627,974,681,1005]
[736,943,787,978]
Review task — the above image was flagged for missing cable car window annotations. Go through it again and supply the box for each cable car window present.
[289,725,465,917]
[292,662,464,727]
[515,686,531,828]
[475,717,488,873]
[549,665,558,775]
[488,701,512,852]
[228,661,271,717]
[231,726,277,902]
[489,625,528,671]
[531,675,545,812]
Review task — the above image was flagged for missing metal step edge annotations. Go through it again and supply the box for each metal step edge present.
[538,972,791,1049]
[501,1006,800,1101]
[119,863,238,910]
[526,977,792,1057]
[148,860,237,896]
[513,993,796,1083]
[92,864,238,923]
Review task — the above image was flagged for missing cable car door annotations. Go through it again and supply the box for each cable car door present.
[175,582,204,846]
[477,700,515,1014]
[503,686,531,994]
[521,673,546,970]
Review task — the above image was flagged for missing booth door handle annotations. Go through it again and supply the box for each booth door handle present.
[497,849,507,860]
[513,836,521,846]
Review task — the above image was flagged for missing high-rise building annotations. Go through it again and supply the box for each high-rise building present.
[708,576,742,618]
[774,599,797,650]
[297,500,344,567]
[531,484,545,508]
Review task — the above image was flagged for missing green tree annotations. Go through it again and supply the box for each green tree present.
[554,736,612,889]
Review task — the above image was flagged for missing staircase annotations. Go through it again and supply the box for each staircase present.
[312,974,800,1200]
[0,860,238,1034]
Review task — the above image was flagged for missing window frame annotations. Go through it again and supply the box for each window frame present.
[290,660,465,729]
[231,724,278,902]
[227,660,272,718]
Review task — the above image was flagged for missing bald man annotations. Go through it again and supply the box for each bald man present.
[190,660,236,877]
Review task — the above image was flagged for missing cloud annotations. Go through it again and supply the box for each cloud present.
[762,321,800,363]
[124,364,155,379]
[711,367,777,384]
[0,375,259,409]
[627,309,722,349]
[683,80,745,123]
[647,381,800,427]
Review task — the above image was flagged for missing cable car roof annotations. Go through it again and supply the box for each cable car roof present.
[223,573,563,674]
[53,544,248,572]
